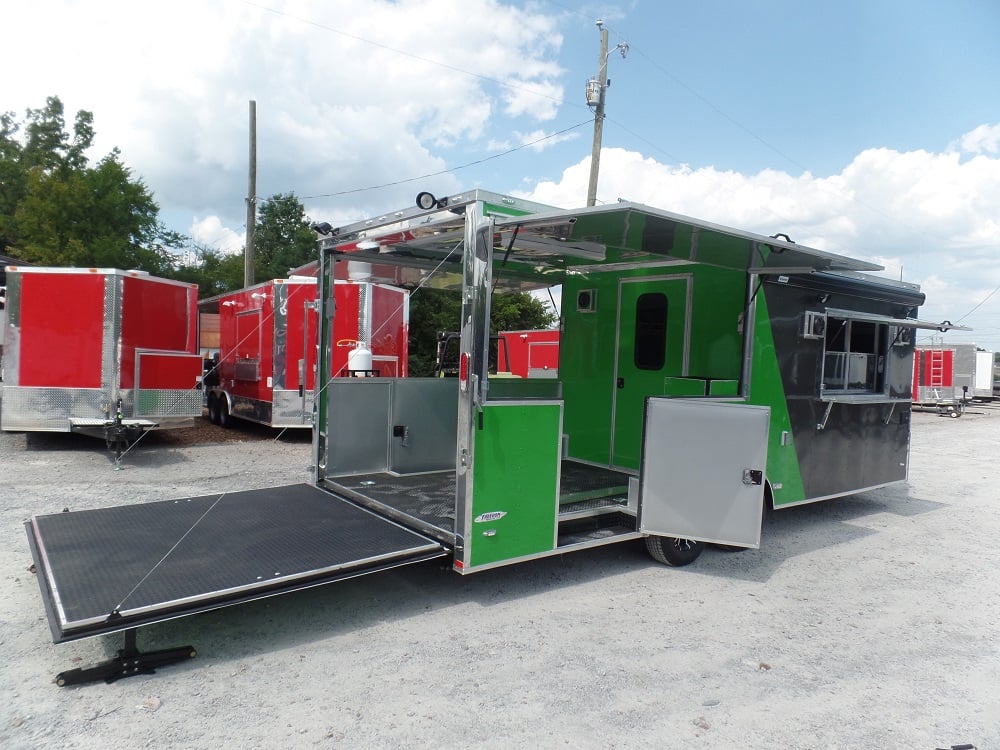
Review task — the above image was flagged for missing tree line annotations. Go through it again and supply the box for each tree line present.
[0,96,554,375]
[0,96,317,295]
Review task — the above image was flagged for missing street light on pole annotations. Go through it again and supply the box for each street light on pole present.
[586,19,628,207]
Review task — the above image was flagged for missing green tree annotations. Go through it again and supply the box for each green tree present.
[407,287,556,376]
[251,193,317,283]
[407,288,463,376]
[21,96,94,172]
[15,149,180,272]
[171,244,246,297]
[0,96,181,270]
[0,111,25,252]
[490,290,557,333]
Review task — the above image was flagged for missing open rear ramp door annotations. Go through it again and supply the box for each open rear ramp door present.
[640,398,770,548]
[27,483,446,643]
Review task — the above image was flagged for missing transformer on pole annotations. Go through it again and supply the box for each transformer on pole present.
[586,20,627,207]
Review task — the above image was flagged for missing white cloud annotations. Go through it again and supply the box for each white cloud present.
[2,0,567,226]
[486,127,579,154]
[189,216,244,256]
[955,124,1000,155]
[517,129,581,152]
[5,4,999,350]
[522,134,1000,350]
[501,77,565,120]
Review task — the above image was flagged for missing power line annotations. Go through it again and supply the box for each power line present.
[954,285,1000,325]
[241,0,574,110]
[239,0,994,296]
[170,119,592,255]
[600,42,993,267]
[270,119,593,202]
[632,47,815,175]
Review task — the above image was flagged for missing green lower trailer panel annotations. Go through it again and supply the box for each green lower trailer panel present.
[467,401,563,568]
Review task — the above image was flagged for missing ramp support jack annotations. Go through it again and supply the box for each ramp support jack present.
[55,628,196,687]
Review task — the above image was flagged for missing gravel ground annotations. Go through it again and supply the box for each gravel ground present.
[1,405,998,749]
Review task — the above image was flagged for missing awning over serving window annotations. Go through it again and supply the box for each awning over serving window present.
[322,199,890,292]
[824,308,971,332]
[492,203,883,276]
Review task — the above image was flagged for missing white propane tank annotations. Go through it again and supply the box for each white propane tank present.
[348,343,373,376]
[347,261,372,281]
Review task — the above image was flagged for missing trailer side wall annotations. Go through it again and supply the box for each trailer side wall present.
[758,277,917,504]
[16,272,105,388]
[559,263,745,470]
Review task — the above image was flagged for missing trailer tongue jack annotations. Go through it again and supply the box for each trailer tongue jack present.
[103,399,147,468]
[55,628,196,688]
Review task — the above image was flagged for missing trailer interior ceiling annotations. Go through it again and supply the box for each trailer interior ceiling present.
[322,201,884,293]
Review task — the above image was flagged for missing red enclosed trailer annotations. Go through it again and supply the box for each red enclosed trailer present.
[912,343,995,416]
[911,346,962,416]
[1,267,203,441]
[497,329,560,378]
[203,276,408,428]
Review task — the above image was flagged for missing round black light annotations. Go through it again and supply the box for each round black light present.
[416,192,437,210]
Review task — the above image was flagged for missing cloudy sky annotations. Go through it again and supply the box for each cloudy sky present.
[4,0,1000,349]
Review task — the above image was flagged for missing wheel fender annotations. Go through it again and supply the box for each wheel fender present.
[763,479,774,513]
[215,390,233,415]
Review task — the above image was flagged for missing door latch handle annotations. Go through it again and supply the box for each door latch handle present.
[742,469,763,486]
[616,377,625,389]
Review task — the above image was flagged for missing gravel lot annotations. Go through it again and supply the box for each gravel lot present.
[1,404,998,749]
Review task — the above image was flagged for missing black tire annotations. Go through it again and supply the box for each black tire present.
[645,535,705,567]
[218,398,231,428]
[207,395,220,425]
[714,543,745,553]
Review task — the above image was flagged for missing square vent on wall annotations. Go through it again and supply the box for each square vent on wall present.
[802,310,826,339]
[577,289,597,313]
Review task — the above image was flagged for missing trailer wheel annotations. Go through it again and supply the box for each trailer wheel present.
[645,535,704,567]
[207,395,220,425]
[218,398,231,428]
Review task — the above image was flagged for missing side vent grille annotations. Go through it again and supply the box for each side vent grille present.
[802,310,826,339]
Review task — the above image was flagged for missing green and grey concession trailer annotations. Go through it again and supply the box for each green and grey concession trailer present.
[25,189,959,685]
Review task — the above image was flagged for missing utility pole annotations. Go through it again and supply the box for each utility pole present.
[586,20,627,207]
[244,100,257,288]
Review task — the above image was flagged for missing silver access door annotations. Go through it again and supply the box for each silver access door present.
[639,398,770,548]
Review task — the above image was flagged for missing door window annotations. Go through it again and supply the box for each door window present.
[634,292,668,371]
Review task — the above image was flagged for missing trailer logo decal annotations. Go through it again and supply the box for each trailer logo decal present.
[474,511,506,523]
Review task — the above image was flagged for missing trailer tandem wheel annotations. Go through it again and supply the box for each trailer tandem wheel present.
[645,535,705,567]
[207,394,220,425]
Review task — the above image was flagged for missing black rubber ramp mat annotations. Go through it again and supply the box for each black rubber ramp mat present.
[27,483,443,641]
